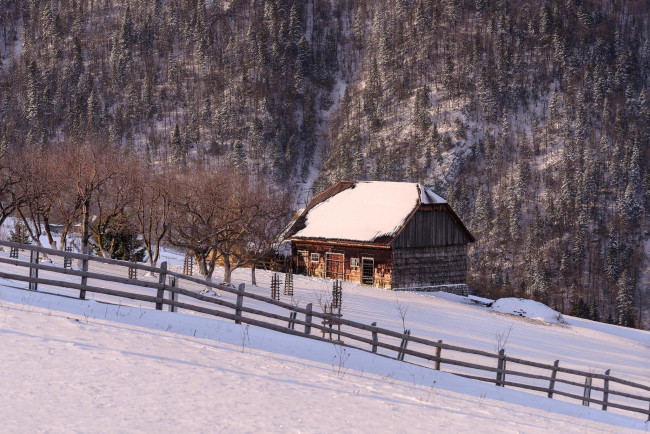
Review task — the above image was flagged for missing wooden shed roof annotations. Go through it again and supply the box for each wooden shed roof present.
[285,180,474,246]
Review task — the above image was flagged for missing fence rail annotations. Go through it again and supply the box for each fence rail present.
[0,239,649,421]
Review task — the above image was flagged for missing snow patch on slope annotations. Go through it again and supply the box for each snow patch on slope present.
[492,298,566,324]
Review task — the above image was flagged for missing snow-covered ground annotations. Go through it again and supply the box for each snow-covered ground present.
[1,287,648,433]
[0,245,649,431]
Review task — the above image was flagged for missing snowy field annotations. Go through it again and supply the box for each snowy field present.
[1,245,650,432]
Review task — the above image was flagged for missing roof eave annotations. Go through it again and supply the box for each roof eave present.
[287,237,393,249]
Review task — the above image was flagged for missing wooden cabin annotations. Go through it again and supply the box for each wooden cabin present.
[284,180,475,290]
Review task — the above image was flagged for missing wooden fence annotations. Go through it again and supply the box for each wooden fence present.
[0,239,649,421]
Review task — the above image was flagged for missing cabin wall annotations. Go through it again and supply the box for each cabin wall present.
[391,208,468,248]
[292,242,392,288]
[391,244,468,288]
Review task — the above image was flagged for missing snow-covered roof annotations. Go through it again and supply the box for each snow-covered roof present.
[287,181,447,244]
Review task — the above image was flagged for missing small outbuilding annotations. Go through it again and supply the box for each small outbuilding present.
[284,180,475,290]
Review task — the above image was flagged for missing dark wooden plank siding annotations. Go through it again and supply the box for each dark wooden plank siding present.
[391,245,468,288]
[391,209,468,248]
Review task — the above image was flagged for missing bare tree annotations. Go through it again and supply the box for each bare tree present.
[133,165,173,267]
[12,148,60,251]
[0,148,21,229]
[215,174,291,284]
[49,150,83,250]
[167,165,234,286]
[87,155,137,258]
[63,141,121,257]
[167,164,290,287]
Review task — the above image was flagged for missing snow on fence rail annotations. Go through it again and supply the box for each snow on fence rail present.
[0,239,649,421]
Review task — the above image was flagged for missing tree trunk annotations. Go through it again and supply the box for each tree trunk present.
[251,262,257,286]
[59,223,71,250]
[223,255,232,284]
[43,216,56,250]
[78,199,90,268]
[196,252,209,279]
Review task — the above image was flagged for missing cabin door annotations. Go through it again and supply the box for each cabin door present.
[361,257,374,285]
[326,252,344,280]
[296,250,309,274]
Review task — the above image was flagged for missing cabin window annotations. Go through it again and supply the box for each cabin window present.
[350,257,359,267]
[310,253,320,263]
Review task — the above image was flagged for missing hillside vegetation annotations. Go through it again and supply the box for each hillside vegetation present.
[0,0,648,327]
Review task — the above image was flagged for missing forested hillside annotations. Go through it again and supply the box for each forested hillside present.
[0,0,648,328]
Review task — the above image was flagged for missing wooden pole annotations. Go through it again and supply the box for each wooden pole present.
[582,376,593,406]
[156,261,167,310]
[496,349,506,386]
[602,369,610,411]
[304,303,312,335]
[435,340,442,370]
[398,330,411,361]
[288,311,297,329]
[168,276,177,313]
[29,250,39,291]
[548,360,559,398]
[80,246,89,300]
[371,322,378,353]
[235,283,245,324]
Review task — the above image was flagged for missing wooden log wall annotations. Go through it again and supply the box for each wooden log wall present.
[391,244,468,288]
[292,241,392,288]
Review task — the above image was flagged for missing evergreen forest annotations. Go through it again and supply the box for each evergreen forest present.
[0,0,648,327]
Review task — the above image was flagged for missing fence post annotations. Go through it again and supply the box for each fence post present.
[235,283,245,324]
[156,261,167,310]
[304,303,312,335]
[582,376,593,406]
[602,369,610,411]
[29,250,39,291]
[79,246,89,300]
[64,247,73,269]
[496,349,506,386]
[288,311,297,329]
[435,340,442,370]
[168,276,177,313]
[371,322,378,353]
[128,258,137,279]
[548,360,559,398]
[397,329,410,361]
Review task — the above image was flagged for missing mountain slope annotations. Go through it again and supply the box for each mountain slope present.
[0,0,648,325]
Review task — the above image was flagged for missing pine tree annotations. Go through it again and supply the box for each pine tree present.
[9,221,32,245]
[364,58,383,128]
[229,140,246,168]
[171,123,185,166]
[616,269,635,328]
[412,85,430,132]
[472,186,489,232]
[605,234,620,283]
[507,179,521,241]
[589,301,601,322]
